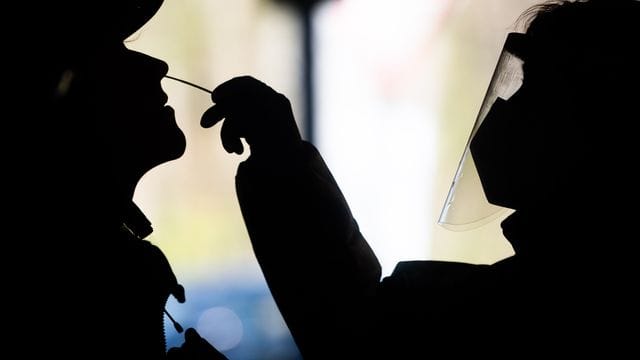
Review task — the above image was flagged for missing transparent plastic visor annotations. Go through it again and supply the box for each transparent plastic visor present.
[438,32,526,231]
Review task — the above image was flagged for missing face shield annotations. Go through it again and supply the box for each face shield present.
[438,32,527,231]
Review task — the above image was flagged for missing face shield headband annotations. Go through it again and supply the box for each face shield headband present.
[438,32,528,231]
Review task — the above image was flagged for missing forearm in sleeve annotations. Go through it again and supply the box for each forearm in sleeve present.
[235,141,382,357]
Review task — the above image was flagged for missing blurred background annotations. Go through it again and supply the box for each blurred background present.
[127,0,541,358]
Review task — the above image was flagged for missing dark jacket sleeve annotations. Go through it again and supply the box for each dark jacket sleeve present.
[235,141,382,358]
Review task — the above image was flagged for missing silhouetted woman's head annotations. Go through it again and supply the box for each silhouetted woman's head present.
[34,1,185,222]
[470,0,640,212]
[22,0,186,239]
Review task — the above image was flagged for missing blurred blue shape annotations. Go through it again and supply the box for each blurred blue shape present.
[165,278,302,360]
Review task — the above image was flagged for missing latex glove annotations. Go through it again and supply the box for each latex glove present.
[167,328,229,360]
[201,76,302,158]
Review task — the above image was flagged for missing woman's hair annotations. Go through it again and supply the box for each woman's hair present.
[513,0,639,80]
[516,0,639,193]
[514,0,575,32]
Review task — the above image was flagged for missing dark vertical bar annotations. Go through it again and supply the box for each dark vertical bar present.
[272,0,323,142]
[301,3,315,144]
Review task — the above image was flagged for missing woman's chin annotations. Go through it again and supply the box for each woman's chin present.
[170,131,187,159]
[162,131,187,162]
[159,106,187,160]
[144,131,187,172]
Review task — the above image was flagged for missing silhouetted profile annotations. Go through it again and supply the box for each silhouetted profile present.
[202,0,640,357]
[17,1,226,358]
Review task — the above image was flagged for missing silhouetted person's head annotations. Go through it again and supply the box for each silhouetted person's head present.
[33,1,185,224]
[470,0,639,214]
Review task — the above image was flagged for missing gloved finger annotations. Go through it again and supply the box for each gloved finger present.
[201,104,225,128]
[184,328,229,360]
[211,75,267,104]
[184,327,201,343]
[166,347,183,359]
[220,116,244,155]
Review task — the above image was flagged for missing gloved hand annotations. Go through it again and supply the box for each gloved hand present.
[167,328,229,360]
[200,76,302,158]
